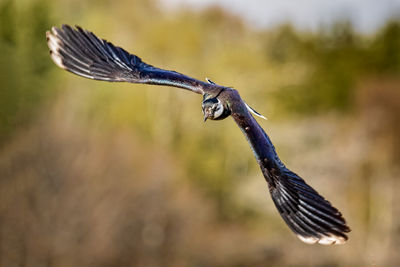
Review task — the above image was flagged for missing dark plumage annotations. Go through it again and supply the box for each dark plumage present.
[46,25,350,245]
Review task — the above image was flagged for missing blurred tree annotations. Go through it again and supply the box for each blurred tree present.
[267,24,301,64]
[270,22,362,115]
[0,0,53,148]
[368,20,400,74]
[268,20,400,116]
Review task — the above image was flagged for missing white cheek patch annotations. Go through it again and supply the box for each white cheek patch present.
[213,104,224,119]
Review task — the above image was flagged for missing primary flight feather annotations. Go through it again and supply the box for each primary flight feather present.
[46,25,350,245]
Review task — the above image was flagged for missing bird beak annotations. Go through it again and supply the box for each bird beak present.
[203,114,208,122]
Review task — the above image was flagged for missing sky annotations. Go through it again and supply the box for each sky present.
[162,0,400,33]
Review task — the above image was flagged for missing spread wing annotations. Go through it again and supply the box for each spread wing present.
[231,102,350,245]
[47,24,350,245]
[46,25,214,94]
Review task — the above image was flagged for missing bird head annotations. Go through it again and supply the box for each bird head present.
[202,95,230,121]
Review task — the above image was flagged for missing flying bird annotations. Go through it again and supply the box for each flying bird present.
[46,25,350,245]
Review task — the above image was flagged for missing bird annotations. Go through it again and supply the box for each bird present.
[46,25,350,245]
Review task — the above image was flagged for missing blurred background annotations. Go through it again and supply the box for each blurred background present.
[1,0,400,266]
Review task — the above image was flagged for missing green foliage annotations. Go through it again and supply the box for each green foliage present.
[0,0,54,147]
[0,0,16,45]
[368,20,400,73]
[269,21,400,115]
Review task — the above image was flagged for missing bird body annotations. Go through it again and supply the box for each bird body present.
[46,25,350,245]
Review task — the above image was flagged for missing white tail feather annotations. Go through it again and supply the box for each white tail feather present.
[245,102,267,120]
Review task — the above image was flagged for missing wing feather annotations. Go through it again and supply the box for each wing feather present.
[46,25,216,94]
[47,24,351,245]
[231,103,350,245]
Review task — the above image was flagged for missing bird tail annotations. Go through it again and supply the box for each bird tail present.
[46,25,138,82]
[269,170,350,245]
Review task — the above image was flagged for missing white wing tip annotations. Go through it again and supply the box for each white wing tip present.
[46,29,65,69]
[297,234,347,245]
